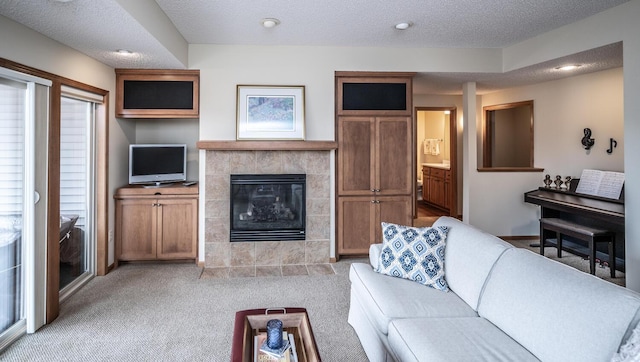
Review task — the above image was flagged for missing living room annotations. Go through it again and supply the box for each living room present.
[1,0,640,359]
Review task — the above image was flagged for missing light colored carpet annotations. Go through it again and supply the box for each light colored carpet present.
[1,259,369,361]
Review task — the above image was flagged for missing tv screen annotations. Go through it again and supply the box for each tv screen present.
[129,144,187,185]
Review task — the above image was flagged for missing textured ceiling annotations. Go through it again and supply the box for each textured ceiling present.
[0,0,629,94]
[155,0,626,48]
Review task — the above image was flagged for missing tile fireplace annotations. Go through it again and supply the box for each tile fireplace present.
[203,149,332,276]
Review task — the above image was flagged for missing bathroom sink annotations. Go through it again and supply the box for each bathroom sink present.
[422,162,450,170]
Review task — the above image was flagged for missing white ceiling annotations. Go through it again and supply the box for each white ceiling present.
[0,0,628,94]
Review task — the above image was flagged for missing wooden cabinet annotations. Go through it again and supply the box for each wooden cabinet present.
[338,196,413,254]
[115,184,198,263]
[338,116,412,196]
[422,166,450,212]
[336,72,415,256]
[115,69,200,118]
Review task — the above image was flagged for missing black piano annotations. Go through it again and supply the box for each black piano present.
[524,179,625,272]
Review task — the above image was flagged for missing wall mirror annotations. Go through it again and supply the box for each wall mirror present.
[481,100,539,171]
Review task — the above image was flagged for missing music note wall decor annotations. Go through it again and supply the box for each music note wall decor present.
[581,128,595,150]
[607,138,617,154]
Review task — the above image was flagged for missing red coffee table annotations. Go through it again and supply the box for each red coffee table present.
[231,307,321,362]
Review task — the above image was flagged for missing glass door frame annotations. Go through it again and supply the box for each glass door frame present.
[0,58,109,343]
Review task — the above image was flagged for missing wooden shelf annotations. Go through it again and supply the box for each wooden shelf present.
[196,140,337,151]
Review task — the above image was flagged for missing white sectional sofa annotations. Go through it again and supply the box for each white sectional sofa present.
[348,216,640,361]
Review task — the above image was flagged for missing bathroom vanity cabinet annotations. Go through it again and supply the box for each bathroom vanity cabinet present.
[422,165,450,212]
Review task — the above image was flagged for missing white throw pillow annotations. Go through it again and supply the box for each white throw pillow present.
[375,222,449,291]
[612,323,640,362]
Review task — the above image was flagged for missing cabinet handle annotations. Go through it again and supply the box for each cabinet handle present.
[371,200,376,203]
[376,200,381,204]
[374,189,380,192]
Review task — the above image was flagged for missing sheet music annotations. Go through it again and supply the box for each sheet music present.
[598,171,625,199]
[575,169,624,199]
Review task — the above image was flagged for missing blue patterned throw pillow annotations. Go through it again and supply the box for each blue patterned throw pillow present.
[376,222,449,291]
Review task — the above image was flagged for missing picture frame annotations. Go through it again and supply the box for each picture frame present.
[236,85,305,140]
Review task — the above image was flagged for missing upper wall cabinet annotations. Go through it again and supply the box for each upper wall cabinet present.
[115,69,200,119]
[336,72,415,116]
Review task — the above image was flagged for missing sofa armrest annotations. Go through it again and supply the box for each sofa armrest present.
[369,243,383,269]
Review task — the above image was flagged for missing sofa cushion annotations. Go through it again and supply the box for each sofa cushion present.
[431,216,513,310]
[349,262,478,336]
[478,248,640,362]
[387,317,539,362]
[376,222,449,291]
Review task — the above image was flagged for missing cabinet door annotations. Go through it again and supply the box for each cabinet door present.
[422,168,430,201]
[429,176,445,207]
[337,117,376,195]
[376,196,413,244]
[338,196,376,255]
[156,198,198,259]
[376,117,412,195]
[444,171,451,210]
[116,199,156,260]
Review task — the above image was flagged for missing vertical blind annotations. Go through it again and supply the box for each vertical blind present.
[59,97,89,228]
[0,81,25,215]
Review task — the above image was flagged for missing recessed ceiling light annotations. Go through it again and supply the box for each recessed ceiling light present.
[116,49,133,55]
[262,18,280,28]
[555,64,581,71]
[395,22,412,30]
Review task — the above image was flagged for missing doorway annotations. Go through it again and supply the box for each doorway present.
[414,107,458,225]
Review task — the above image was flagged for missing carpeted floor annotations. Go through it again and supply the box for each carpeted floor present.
[1,259,369,362]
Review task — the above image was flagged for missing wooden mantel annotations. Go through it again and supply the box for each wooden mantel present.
[197,140,338,151]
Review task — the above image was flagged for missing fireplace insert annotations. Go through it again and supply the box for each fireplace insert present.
[230,174,305,242]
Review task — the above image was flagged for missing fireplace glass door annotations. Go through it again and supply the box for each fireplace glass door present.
[230,174,305,242]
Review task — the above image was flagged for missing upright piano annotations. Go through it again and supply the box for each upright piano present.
[524,179,625,272]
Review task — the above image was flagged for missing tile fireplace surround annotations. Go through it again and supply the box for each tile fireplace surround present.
[203,147,333,277]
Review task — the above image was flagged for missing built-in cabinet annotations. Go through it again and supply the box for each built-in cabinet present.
[114,184,198,263]
[422,166,450,212]
[336,72,415,257]
[115,69,200,118]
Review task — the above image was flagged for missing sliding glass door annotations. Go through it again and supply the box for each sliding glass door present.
[0,78,26,337]
[59,94,96,292]
[0,61,107,352]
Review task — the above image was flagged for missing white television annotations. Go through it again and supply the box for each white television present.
[128,144,187,185]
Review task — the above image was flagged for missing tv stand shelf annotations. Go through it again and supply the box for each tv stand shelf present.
[114,184,198,265]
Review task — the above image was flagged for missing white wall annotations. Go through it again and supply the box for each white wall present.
[190,46,503,141]
[0,15,130,264]
[469,68,624,236]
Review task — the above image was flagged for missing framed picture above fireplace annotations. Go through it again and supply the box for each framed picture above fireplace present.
[236,85,305,140]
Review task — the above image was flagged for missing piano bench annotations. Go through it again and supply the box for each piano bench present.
[539,217,616,278]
